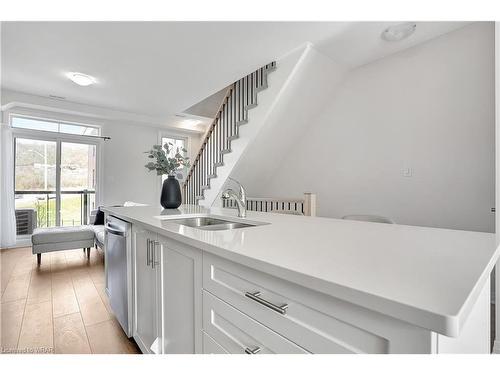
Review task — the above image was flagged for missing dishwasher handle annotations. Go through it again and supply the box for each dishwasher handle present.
[105,224,126,237]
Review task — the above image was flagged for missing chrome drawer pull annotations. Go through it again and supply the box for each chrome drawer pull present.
[146,239,151,266]
[151,241,160,269]
[151,239,155,269]
[244,291,289,315]
[244,346,261,354]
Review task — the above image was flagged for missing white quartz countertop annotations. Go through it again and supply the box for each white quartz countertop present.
[102,204,499,337]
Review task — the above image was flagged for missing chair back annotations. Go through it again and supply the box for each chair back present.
[342,214,395,224]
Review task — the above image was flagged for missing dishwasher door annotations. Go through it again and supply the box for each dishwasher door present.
[105,216,132,337]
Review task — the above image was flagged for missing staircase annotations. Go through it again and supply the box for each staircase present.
[183,62,276,204]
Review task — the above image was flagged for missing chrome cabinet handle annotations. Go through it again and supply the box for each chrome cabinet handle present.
[244,291,288,315]
[105,224,126,236]
[244,346,261,354]
[146,238,151,266]
[151,241,160,269]
[151,239,155,269]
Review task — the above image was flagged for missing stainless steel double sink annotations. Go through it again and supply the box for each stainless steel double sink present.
[168,216,264,231]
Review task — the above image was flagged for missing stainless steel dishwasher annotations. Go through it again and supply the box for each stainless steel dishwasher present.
[105,215,132,337]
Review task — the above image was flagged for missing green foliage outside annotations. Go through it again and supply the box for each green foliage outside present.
[16,195,91,227]
[14,139,96,228]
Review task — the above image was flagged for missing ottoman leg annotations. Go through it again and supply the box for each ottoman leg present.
[86,247,90,259]
[37,253,41,266]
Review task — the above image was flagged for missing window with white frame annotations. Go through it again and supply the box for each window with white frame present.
[11,115,100,136]
[161,135,189,183]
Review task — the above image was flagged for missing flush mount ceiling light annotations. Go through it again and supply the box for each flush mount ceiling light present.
[66,72,97,86]
[381,22,417,42]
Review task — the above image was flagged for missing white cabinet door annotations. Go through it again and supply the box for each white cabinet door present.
[158,235,202,354]
[133,228,162,354]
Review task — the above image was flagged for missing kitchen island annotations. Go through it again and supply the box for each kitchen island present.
[102,204,499,354]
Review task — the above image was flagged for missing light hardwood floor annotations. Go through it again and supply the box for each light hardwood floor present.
[1,246,140,354]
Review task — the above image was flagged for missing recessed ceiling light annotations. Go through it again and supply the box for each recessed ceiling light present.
[66,72,97,86]
[181,119,202,127]
[381,22,417,42]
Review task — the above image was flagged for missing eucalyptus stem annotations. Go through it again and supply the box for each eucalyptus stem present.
[144,143,190,178]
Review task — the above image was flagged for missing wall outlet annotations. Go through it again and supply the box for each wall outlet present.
[403,167,412,177]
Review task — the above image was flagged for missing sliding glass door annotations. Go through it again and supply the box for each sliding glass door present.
[14,138,97,229]
[60,142,97,226]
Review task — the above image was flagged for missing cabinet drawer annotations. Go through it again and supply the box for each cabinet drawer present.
[202,332,228,354]
[203,253,396,354]
[203,291,308,354]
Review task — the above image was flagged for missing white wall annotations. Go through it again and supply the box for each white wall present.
[101,123,201,206]
[258,22,496,232]
[200,45,313,207]
[103,124,201,206]
[100,120,159,206]
[494,21,500,354]
[230,45,347,196]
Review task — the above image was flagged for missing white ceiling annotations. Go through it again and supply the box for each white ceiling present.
[316,21,471,67]
[1,21,472,127]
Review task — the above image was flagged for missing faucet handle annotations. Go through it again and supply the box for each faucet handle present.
[221,190,231,200]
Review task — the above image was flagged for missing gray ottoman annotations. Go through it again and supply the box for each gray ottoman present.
[31,226,95,265]
[91,225,105,249]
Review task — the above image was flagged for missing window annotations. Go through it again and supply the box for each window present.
[161,135,189,182]
[11,115,100,136]
[12,114,100,230]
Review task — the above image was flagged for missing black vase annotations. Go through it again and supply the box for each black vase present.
[160,175,182,209]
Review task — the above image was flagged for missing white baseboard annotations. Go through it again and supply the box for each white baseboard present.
[493,341,500,354]
[15,237,32,248]
[1,237,31,249]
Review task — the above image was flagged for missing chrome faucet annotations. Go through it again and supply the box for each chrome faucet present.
[221,178,247,218]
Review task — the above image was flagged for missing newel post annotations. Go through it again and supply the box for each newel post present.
[303,193,317,217]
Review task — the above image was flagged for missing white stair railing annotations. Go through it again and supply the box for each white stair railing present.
[222,193,317,217]
[183,62,276,204]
